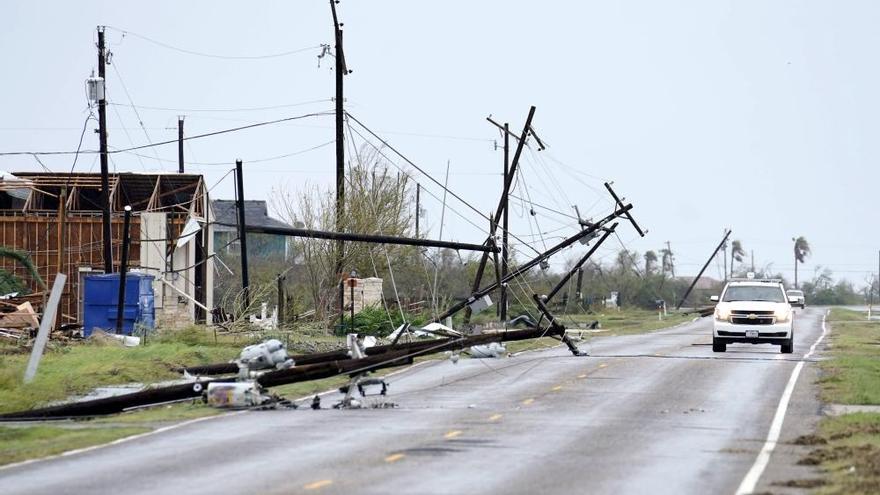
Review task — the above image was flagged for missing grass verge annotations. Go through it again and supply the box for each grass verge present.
[0,425,150,466]
[801,308,880,494]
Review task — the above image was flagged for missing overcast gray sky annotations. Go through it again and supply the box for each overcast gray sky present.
[2,1,878,286]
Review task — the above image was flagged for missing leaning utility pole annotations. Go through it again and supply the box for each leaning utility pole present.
[97,26,113,274]
[330,0,349,317]
[676,229,731,310]
[722,238,728,282]
[463,107,535,325]
[177,116,185,173]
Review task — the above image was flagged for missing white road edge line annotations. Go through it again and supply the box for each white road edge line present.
[734,309,830,495]
[0,358,436,473]
[0,410,247,473]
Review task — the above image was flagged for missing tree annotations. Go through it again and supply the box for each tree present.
[730,240,745,278]
[268,146,414,322]
[793,236,811,288]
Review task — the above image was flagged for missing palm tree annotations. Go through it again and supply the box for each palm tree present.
[730,240,745,278]
[644,250,658,275]
[793,236,811,288]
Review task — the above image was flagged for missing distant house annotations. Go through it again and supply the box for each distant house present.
[677,276,722,291]
[212,200,294,259]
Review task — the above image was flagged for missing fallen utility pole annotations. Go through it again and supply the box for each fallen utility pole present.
[3,324,568,420]
[433,204,632,324]
[213,222,498,253]
[531,224,617,330]
[675,229,732,310]
[604,182,645,238]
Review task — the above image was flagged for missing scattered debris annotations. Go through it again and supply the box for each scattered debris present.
[0,301,39,329]
[236,338,294,378]
[470,342,506,358]
[206,382,272,409]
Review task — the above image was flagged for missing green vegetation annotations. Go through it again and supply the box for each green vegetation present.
[0,328,240,414]
[0,425,149,466]
[803,308,880,494]
[820,309,880,405]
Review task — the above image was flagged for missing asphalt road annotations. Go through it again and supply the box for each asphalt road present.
[2,308,829,495]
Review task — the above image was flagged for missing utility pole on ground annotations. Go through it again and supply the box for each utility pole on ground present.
[97,26,113,274]
[178,116,185,173]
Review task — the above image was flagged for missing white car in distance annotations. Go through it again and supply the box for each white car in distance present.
[711,278,794,354]
[786,289,805,308]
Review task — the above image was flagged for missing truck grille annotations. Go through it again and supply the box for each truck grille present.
[730,311,775,325]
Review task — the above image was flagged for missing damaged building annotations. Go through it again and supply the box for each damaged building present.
[0,171,214,330]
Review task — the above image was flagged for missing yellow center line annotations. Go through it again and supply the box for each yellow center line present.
[551,385,563,391]
[444,430,463,439]
[577,374,588,378]
[488,413,503,421]
[522,398,535,405]
[303,480,333,490]
[598,363,608,369]
[385,453,405,463]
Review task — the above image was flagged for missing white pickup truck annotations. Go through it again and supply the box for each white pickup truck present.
[786,289,805,308]
[711,278,794,354]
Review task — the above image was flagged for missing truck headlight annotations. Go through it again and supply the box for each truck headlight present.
[714,307,730,321]
[775,309,791,323]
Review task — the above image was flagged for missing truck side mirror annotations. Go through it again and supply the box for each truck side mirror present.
[710,295,719,302]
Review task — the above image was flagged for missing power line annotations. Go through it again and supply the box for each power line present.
[107,98,333,113]
[0,111,334,157]
[112,139,335,166]
[105,26,322,60]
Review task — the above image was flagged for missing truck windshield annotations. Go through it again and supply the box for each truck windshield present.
[723,286,786,303]
[787,290,803,297]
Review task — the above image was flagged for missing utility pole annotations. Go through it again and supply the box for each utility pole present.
[97,26,113,274]
[676,229,731,310]
[500,123,510,323]
[115,206,132,335]
[751,249,755,272]
[722,238,728,282]
[330,0,349,317]
[666,240,675,278]
[793,237,798,289]
[235,160,250,308]
[177,116,185,173]
[55,189,67,329]
[415,183,420,238]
